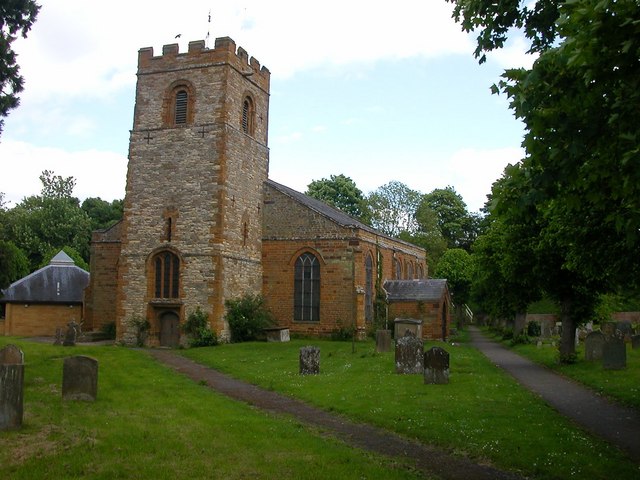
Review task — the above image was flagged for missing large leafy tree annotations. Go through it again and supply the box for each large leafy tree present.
[81,197,123,230]
[367,181,421,237]
[433,248,474,327]
[0,0,40,134]
[7,171,92,270]
[417,186,481,250]
[448,0,640,360]
[306,174,371,223]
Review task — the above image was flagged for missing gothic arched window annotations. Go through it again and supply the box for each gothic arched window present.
[175,90,188,125]
[294,252,320,321]
[154,251,180,298]
[365,254,374,322]
[242,96,254,135]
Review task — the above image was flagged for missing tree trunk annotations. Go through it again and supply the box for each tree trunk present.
[558,299,577,363]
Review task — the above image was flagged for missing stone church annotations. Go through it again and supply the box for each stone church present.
[83,37,446,346]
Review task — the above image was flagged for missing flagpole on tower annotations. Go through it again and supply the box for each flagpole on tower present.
[206,9,212,48]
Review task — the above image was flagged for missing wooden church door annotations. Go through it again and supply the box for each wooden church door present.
[159,311,180,347]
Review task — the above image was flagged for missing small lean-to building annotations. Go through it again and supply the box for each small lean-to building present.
[384,279,451,340]
[0,251,89,336]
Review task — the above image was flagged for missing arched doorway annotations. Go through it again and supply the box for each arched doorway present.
[159,311,180,347]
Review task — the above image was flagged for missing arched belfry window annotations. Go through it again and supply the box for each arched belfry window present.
[365,254,374,322]
[294,252,320,321]
[242,96,254,135]
[175,90,188,125]
[154,251,180,298]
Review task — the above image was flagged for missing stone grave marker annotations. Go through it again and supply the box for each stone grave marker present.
[632,335,640,350]
[602,335,626,370]
[584,331,605,361]
[395,332,423,374]
[53,327,64,345]
[264,327,290,343]
[424,346,450,384]
[375,330,391,353]
[299,346,320,375]
[616,321,633,342]
[63,320,80,346]
[0,344,24,430]
[62,356,98,401]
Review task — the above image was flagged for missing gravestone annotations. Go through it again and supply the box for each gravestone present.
[53,327,64,346]
[63,320,80,346]
[584,331,605,361]
[62,356,98,401]
[0,344,24,430]
[424,346,450,384]
[393,318,422,340]
[616,321,633,342]
[264,328,290,343]
[299,346,320,375]
[602,335,626,370]
[632,335,640,350]
[395,332,424,374]
[375,330,392,353]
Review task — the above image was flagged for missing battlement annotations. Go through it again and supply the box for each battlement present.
[137,36,270,90]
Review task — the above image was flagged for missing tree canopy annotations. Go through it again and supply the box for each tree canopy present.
[367,181,421,237]
[0,0,40,134]
[306,174,371,223]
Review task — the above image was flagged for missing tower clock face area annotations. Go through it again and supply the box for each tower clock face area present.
[118,38,270,345]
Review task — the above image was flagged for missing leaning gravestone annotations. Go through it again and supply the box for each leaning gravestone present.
[299,346,320,375]
[424,346,450,384]
[602,335,626,370]
[375,330,392,353]
[395,332,424,374]
[0,344,24,430]
[584,331,605,361]
[62,356,98,401]
[632,335,640,350]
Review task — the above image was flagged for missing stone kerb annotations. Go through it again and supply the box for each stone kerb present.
[424,346,450,385]
[0,344,25,430]
[62,356,99,401]
[395,333,424,374]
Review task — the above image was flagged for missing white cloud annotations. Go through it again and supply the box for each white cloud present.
[1,141,127,207]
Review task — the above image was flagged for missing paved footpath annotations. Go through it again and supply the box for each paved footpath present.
[148,349,524,480]
[468,326,640,464]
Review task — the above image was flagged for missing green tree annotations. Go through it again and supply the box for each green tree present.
[0,0,41,134]
[433,248,474,327]
[81,197,123,230]
[0,239,29,288]
[367,181,421,237]
[306,174,370,223]
[418,186,481,250]
[6,171,92,270]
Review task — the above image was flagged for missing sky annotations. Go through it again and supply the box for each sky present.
[0,1,533,213]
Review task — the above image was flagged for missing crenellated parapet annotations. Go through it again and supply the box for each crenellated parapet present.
[137,36,270,91]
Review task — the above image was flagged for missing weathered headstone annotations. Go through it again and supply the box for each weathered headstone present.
[264,328,290,343]
[602,335,626,370]
[375,330,391,353]
[63,320,80,346]
[53,327,64,346]
[632,335,640,350]
[393,318,422,341]
[616,321,633,342]
[395,332,424,374]
[62,356,98,401]
[299,346,320,375]
[584,331,605,361]
[424,346,450,384]
[0,344,24,430]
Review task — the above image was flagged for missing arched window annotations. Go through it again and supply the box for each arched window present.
[395,257,402,279]
[407,262,414,280]
[294,252,320,321]
[365,254,374,322]
[154,251,180,298]
[175,90,188,125]
[241,96,254,135]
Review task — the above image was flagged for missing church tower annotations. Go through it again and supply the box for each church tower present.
[116,37,270,345]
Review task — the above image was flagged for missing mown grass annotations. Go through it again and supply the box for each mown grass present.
[495,333,640,409]
[181,336,640,480]
[0,338,425,480]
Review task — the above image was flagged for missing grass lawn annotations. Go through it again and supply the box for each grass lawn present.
[0,338,424,480]
[491,331,640,409]
[180,336,640,480]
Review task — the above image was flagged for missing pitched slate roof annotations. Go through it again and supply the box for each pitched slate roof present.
[265,179,422,250]
[1,250,90,304]
[383,279,448,302]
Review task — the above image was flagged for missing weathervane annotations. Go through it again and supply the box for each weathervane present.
[206,9,212,48]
